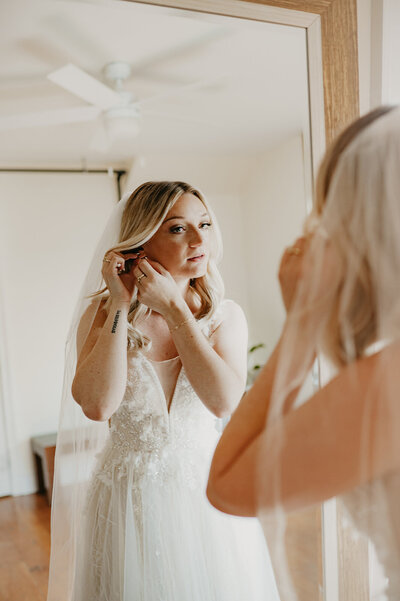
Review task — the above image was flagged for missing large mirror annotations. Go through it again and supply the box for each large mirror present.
[0,0,363,599]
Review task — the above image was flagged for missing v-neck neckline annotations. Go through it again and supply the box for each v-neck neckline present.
[142,354,183,417]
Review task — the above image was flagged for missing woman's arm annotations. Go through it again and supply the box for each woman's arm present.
[134,258,248,418]
[165,297,248,418]
[206,234,339,514]
[206,309,317,497]
[71,250,139,421]
[207,343,400,517]
[71,298,131,421]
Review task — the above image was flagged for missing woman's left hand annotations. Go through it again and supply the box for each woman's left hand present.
[133,258,183,314]
[279,236,309,312]
[279,232,342,315]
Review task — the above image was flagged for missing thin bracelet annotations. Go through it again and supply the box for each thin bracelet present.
[170,316,194,331]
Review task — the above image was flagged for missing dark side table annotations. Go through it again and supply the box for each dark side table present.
[31,433,57,505]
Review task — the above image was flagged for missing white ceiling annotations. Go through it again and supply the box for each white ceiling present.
[0,0,310,168]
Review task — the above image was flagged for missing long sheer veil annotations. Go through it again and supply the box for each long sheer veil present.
[256,107,400,599]
[47,194,130,601]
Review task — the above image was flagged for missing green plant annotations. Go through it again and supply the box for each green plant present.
[246,342,266,388]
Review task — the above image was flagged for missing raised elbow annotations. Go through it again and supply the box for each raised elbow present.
[206,458,227,512]
[214,385,243,420]
[214,406,231,420]
[206,476,235,515]
[71,381,110,422]
[71,378,80,405]
[206,474,256,518]
[82,404,110,422]
[213,395,240,419]
[78,396,111,422]
[206,479,222,511]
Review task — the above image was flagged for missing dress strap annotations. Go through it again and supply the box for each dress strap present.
[200,299,232,338]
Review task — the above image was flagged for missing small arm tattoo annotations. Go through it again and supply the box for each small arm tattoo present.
[111,310,121,334]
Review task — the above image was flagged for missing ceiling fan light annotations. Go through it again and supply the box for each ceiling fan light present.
[104,107,141,139]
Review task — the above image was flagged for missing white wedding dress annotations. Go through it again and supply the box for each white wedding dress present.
[341,472,400,600]
[73,302,280,601]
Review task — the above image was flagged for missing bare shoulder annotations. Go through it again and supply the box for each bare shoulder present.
[347,340,400,373]
[212,299,247,334]
[209,300,248,384]
[323,340,400,399]
[361,340,400,381]
[210,299,248,350]
[224,299,247,323]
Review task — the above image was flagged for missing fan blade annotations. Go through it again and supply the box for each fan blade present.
[47,64,120,110]
[136,76,227,107]
[0,106,101,131]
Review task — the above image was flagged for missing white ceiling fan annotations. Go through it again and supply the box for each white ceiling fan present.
[0,60,224,144]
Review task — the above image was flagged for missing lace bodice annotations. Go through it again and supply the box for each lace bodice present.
[93,302,231,491]
[341,471,400,600]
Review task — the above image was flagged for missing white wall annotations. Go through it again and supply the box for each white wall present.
[378,0,400,104]
[358,0,400,110]
[240,134,309,359]
[0,172,117,495]
[358,0,372,113]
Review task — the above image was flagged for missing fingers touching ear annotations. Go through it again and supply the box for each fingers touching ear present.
[140,258,168,275]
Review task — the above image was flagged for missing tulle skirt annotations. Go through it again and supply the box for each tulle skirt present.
[73,460,280,601]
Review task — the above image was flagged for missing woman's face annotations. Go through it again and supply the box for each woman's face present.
[142,193,212,279]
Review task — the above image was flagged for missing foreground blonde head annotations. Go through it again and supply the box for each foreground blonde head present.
[99,181,224,349]
[307,106,396,366]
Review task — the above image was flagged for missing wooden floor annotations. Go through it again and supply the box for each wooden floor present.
[0,493,50,601]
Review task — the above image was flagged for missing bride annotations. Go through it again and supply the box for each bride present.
[207,106,400,600]
[47,181,279,601]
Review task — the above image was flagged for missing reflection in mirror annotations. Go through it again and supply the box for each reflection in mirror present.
[0,1,314,599]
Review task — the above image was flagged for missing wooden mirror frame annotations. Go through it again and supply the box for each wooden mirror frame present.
[122,1,361,598]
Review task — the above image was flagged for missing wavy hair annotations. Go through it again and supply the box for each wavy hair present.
[95,181,224,350]
[306,106,396,366]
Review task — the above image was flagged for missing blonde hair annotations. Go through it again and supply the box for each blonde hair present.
[314,106,395,218]
[99,181,224,350]
[309,106,396,366]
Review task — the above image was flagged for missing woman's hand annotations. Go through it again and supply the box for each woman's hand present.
[278,236,309,312]
[133,258,184,315]
[279,232,342,315]
[102,251,141,304]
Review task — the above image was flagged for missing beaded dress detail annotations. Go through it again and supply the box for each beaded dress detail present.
[341,473,400,600]
[73,300,280,601]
